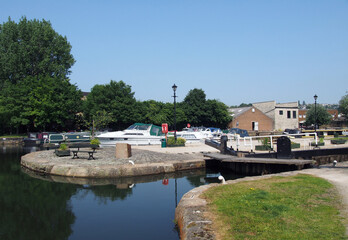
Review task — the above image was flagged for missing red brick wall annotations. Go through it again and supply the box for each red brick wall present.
[228,108,273,131]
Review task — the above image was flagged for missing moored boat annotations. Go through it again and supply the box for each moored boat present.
[23,132,54,146]
[96,123,165,146]
[48,132,91,144]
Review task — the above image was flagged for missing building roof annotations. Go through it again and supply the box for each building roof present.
[82,92,90,97]
[229,107,252,118]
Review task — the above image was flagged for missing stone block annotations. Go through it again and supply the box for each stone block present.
[115,143,132,159]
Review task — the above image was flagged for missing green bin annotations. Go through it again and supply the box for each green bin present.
[161,139,167,148]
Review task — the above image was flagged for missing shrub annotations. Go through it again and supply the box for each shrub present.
[259,137,271,148]
[91,138,101,145]
[167,137,186,146]
[291,142,300,149]
[59,143,68,150]
[330,139,347,144]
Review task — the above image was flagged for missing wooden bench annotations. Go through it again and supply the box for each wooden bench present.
[72,148,96,160]
[61,142,98,160]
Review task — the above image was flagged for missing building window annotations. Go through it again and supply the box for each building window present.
[293,111,296,118]
[299,115,302,118]
[287,111,291,118]
[279,110,283,115]
[236,121,239,127]
[303,115,306,118]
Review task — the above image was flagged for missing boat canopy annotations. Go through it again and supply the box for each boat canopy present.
[127,123,164,136]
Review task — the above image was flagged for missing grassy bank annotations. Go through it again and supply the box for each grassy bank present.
[0,134,26,138]
[203,174,346,240]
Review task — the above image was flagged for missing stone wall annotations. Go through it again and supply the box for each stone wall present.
[0,138,24,146]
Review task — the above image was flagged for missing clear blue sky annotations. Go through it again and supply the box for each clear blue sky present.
[1,0,347,106]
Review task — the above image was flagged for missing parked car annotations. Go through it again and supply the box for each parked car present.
[283,129,302,138]
[229,128,249,137]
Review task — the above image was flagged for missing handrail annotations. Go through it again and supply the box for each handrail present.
[231,133,318,152]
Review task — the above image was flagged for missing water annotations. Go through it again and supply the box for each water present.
[0,146,243,240]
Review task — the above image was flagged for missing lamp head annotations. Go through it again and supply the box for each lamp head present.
[314,94,318,101]
[172,84,177,92]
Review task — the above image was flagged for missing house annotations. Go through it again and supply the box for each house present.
[229,101,299,131]
[228,106,273,131]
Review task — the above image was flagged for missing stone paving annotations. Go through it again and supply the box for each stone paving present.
[20,143,218,178]
[35,147,206,165]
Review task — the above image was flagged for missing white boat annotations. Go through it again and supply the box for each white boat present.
[169,130,206,143]
[96,123,165,146]
[168,127,219,143]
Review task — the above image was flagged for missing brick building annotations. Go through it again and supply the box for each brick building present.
[228,107,273,131]
[229,101,299,131]
[253,101,298,131]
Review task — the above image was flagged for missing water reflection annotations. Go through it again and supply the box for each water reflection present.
[0,146,78,240]
[22,167,206,188]
[1,146,244,240]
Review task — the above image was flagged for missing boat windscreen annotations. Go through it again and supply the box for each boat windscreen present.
[127,124,150,131]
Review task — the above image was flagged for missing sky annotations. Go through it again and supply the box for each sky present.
[1,0,347,106]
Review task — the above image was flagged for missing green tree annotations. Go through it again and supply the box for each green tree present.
[230,103,252,108]
[0,17,74,87]
[182,88,208,126]
[135,100,173,126]
[0,17,80,133]
[27,75,82,131]
[84,80,137,130]
[181,88,231,128]
[205,99,232,128]
[305,105,332,128]
[339,94,348,117]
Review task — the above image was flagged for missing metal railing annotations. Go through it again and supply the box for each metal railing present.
[232,133,318,152]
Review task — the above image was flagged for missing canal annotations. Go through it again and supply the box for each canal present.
[0,146,243,240]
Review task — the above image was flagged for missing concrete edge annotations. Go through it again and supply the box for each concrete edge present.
[20,151,206,178]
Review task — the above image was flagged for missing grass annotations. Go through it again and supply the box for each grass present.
[0,134,27,138]
[203,174,346,240]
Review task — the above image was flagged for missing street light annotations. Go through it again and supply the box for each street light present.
[314,94,318,147]
[172,84,177,141]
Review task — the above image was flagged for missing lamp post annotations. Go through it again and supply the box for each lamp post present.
[314,94,318,147]
[172,84,177,141]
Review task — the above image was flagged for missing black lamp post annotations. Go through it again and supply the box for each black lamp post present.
[314,94,318,147]
[172,84,177,141]
[314,94,318,131]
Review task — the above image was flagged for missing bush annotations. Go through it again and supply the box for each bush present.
[256,137,272,151]
[91,138,101,145]
[291,142,300,149]
[255,145,272,151]
[59,143,68,150]
[167,137,186,146]
[330,139,347,144]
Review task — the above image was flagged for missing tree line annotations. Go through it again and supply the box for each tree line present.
[1,17,347,135]
[0,17,231,135]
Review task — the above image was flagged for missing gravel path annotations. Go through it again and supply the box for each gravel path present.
[301,162,348,235]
